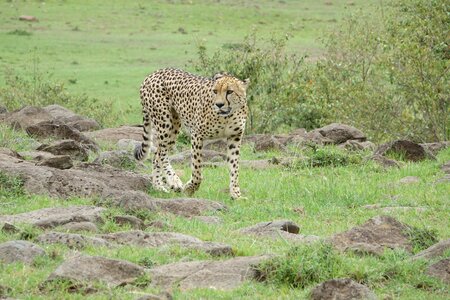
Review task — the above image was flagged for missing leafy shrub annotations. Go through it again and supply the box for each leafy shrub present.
[0,67,118,127]
[0,124,37,151]
[189,0,448,142]
[0,171,24,198]
[256,243,345,288]
[406,226,439,253]
[310,0,449,142]
[293,145,365,168]
[189,33,327,133]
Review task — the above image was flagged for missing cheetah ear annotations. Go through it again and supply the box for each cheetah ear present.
[213,72,226,81]
[242,78,250,89]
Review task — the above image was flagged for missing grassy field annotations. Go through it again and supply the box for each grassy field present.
[0,123,449,299]
[0,0,378,125]
[1,1,449,299]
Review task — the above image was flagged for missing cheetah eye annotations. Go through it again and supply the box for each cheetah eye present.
[213,90,218,94]
[226,90,233,95]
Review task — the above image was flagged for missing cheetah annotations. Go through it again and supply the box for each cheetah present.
[134,68,250,199]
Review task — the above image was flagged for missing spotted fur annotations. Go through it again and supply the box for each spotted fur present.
[135,68,249,199]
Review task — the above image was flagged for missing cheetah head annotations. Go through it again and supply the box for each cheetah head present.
[212,73,250,117]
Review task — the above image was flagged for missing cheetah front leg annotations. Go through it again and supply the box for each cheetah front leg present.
[183,135,203,195]
[227,134,244,200]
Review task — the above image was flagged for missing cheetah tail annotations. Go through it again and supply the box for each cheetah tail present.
[134,124,152,161]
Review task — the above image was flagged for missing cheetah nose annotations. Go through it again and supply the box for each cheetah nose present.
[215,102,225,109]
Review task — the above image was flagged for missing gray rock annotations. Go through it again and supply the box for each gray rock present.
[93,150,136,169]
[240,220,300,234]
[149,255,270,290]
[42,104,100,132]
[398,176,420,184]
[85,126,143,143]
[310,278,377,300]
[36,232,111,249]
[338,140,376,151]
[240,220,320,243]
[375,140,433,162]
[37,139,89,161]
[0,206,105,229]
[36,155,73,169]
[47,254,145,287]
[151,198,227,218]
[0,106,7,114]
[0,153,152,201]
[26,121,98,150]
[2,106,53,130]
[117,139,141,151]
[1,222,20,234]
[19,150,57,161]
[98,230,232,256]
[113,215,144,229]
[60,221,99,233]
[169,149,226,164]
[435,174,450,184]
[203,139,227,151]
[0,240,46,264]
[136,293,172,300]
[412,239,450,260]
[330,215,413,255]
[0,148,23,159]
[370,154,401,168]
[441,161,450,174]
[193,216,222,225]
[420,142,450,156]
[426,258,450,284]
[314,123,366,144]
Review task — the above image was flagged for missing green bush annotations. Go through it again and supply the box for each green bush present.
[0,68,118,127]
[256,243,345,288]
[189,0,448,142]
[310,0,449,142]
[189,33,327,133]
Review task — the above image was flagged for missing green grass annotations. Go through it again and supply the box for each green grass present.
[0,0,378,125]
[1,138,449,299]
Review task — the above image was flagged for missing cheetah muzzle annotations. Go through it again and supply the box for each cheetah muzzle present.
[135,68,250,200]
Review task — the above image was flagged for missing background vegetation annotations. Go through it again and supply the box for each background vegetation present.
[2,0,447,142]
[0,1,449,299]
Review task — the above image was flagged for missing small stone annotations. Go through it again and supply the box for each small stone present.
[19,15,38,22]
[426,258,450,284]
[1,222,20,234]
[113,215,144,229]
[37,139,89,161]
[0,240,46,265]
[36,155,73,169]
[371,154,401,168]
[36,232,111,249]
[193,216,222,225]
[149,255,270,291]
[47,254,145,287]
[330,215,413,255]
[310,278,377,300]
[412,239,450,260]
[398,176,420,184]
[61,221,99,233]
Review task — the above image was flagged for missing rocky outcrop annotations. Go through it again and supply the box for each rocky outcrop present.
[240,220,320,243]
[330,215,413,255]
[0,206,106,229]
[412,239,450,261]
[85,126,143,143]
[98,230,232,256]
[374,140,433,162]
[47,254,145,287]
[426,259,450,284]
[0,240,46,265]
[310,278,377,300]
[149,255,270,290]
